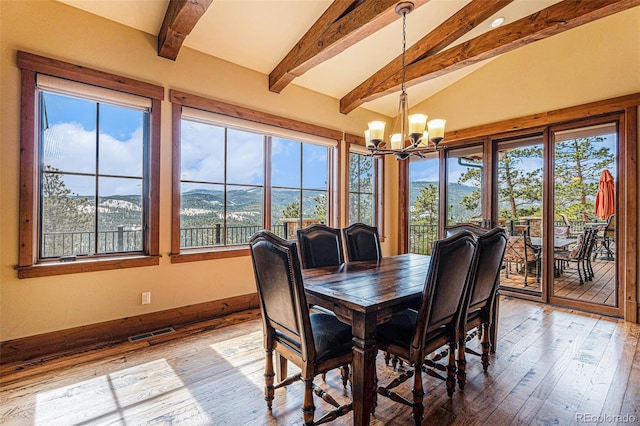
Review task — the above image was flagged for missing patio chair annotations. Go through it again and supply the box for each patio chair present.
[445,222,488,238]
[554,228,598,285]
[503,228,539,286]
[593,214,615,261]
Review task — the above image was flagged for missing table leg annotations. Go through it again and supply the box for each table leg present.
[350,311,377,426]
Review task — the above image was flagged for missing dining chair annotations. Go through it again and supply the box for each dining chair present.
[375,231,478,425]
[342,223,382,262]
[457,227,508,390]
[297,224,344,269]
[249,230,353,425]
[445,222,488,238]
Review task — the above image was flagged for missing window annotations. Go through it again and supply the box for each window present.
[347,146,379,226]
[171,95,339,262]
[179,116,264,248]
[17,52,162,278]
[409,154,439,255]
[446,145,484,226]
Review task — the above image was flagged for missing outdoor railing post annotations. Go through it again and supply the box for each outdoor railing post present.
[215,224,221,245]
[117,226,124,252]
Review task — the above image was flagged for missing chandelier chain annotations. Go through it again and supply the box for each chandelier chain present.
[401,10,407,94]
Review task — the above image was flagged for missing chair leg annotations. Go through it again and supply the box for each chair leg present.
[456,337,467,391]
[446,341,456,397]
[275,354,288,382]
[481,322,491,372]
[412,364,425,426]
[340,364,350,388]
[264,349,275,409]
[302,377,315,426]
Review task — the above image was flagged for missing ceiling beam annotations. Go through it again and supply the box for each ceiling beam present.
[158,0,213,61]
[340,0,640,114]
[340,0,513,114]
[269,0,430,94]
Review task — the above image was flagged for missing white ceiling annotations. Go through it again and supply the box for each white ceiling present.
[57,0,562,117]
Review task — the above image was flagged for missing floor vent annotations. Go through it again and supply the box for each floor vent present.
[128,327,175,342]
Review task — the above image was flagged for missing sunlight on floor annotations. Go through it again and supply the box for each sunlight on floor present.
[34,358,209,425]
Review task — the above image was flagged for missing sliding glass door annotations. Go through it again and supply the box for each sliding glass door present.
[550,121,618,310]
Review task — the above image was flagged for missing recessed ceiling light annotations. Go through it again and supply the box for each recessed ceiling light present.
[490,17,505,28]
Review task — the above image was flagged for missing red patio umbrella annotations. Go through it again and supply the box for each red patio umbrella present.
[595,169,615,220]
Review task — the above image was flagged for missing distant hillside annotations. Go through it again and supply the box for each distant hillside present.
[409,180,479,222]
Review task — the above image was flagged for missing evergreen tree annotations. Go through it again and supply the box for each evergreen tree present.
[498,146,543,219]
[554,136,614,221]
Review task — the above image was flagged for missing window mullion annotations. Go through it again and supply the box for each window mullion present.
[94,103,100,255]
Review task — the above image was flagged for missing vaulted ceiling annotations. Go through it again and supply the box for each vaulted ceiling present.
[57,0,639,117]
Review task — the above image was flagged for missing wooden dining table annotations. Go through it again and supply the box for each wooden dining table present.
[302,253,430,426]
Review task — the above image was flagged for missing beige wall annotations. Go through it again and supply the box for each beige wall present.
[0,0,390,341]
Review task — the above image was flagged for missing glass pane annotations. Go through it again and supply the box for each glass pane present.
[40,173,96,258]
[225,185,263,245]
[180,182,224,248]
[497,136,543,293]
[180,120,225,183]
[303,189,327,225]
[41,92,96,174]
[227,129,264,185]
[302,143,328,189]
[552,123,617,306]
[447,146,483,226]
[272,188,300,240]
[272,138,301,188]
[348,188,375,226]
[409,156,439,255]
[97,177,143,253]
[99,104,144,177]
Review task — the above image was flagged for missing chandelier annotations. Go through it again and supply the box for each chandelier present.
[364,2,446,160]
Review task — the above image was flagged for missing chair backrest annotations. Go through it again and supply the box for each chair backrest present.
[342,223,382,262]
[569,228,596,260]
[249,230,315,360]
[445,223,488,238]
[465,228,508,313]
[554,226,570,238]
[412,231,478,359]
[560,213,571,227]
[504,229,536,262]
[604,214,615,237]
[296,224,344,269]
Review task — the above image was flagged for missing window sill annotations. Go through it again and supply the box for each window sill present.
[170,246,250,263]
[16,255,161,279]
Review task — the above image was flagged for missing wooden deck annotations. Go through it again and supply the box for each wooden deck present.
[501,257,617,306]
[1,297,639,425]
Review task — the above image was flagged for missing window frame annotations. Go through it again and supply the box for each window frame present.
[16,51,163,278]
[170,89,343,263]
[346,145,383,236]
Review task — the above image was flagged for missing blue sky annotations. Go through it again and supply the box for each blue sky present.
[42,92,329,197]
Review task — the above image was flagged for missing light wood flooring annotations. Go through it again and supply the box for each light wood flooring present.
[1,297,639,425]
[501,258,617,306]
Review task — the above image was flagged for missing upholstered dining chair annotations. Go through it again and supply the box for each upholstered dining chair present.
[249,230,353,426]
[457,227,508,390]
[445,222,488,238]
[342,223,382,262]
[375,231,478,425]
[297,224,344,269]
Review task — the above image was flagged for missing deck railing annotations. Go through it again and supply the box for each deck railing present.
[42,219,601,258]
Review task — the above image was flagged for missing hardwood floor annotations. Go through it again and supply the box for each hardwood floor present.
[1,297,639,425]
[501,258,617,306]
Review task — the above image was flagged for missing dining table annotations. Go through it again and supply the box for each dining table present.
[302,253,430,425]
[530,237,577,250]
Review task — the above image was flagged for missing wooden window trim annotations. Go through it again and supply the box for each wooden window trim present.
[169,89,349,263]
[16,51,163,278]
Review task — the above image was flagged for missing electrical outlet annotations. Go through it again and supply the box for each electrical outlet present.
[141,292,151,305]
